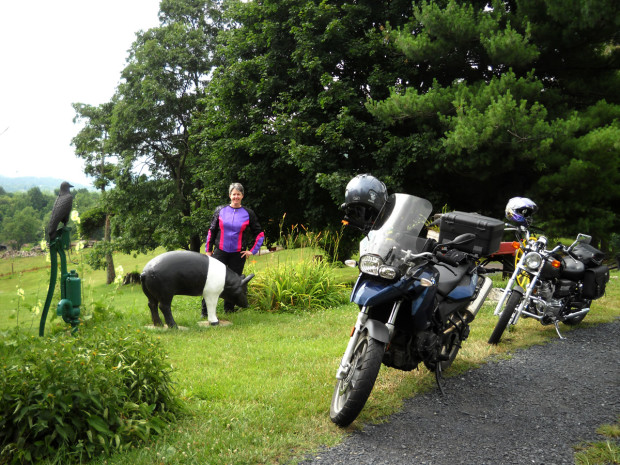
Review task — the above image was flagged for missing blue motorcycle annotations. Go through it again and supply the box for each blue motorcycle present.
[330,190,499,427]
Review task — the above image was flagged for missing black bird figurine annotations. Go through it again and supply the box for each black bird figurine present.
[47,181,74,241]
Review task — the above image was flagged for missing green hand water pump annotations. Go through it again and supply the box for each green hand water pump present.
[39,227,81,336]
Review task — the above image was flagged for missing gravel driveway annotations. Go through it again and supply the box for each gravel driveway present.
[300,319,620,465]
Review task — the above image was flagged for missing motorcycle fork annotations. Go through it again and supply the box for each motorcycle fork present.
[335,301,402,380]
[495,259,543,324]
[494,265,523,315]
[511,272,542,325]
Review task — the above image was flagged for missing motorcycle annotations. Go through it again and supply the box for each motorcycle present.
[488,227,610,344]
[330,192,500,427]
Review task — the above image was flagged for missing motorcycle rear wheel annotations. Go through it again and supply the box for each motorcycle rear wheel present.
[488,291,521,344]
[330,330,385,427]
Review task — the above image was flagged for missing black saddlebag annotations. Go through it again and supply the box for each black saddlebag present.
[438,211,504,256]
[582,265,610,299]
[572,243,605,267]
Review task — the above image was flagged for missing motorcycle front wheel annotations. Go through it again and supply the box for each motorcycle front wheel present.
[488,291,522,344]
[330,330,385,427]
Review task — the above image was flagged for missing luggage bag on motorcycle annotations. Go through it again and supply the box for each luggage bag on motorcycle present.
[572,243,605,267]
[582,265,610,299]
[438,211,504,256]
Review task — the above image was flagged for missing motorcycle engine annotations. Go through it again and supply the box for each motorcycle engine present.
[383,329,420,371]
[415,331,439,362]
[535,281,564,320]
[538,281,555,301]
[553,279,577,297]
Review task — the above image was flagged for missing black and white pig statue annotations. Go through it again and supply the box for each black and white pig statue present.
[140,250,254,327]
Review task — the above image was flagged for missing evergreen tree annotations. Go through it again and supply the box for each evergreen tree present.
[367,0,619,244]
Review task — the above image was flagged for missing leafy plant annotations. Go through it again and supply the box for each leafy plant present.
[0,327,180,464]
[248,258,349,312]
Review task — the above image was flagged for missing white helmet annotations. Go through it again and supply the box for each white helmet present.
[505,197,538,226]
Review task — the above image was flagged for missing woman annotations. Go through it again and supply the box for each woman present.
[203,183,264,315]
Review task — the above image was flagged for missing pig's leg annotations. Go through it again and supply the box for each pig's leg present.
[158,297,178,328]
[203,293,219,325]
[202,258,226,325]
[148,299,164,326]
[142,279,164,326]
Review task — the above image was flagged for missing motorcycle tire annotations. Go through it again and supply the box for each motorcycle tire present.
[330,330,384,427]
[488,290,521,344]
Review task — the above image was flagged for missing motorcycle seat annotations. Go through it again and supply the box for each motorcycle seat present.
[435,263,469,297]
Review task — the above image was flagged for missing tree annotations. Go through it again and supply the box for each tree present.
[0,207,42,249]
[26,187,49,212]
[106,0,223,253]
[533,103,620,248]
[73,102,117,284]
[193,0,419,241]
[366,0,620,243]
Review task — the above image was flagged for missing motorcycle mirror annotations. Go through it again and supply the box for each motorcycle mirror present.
[344,259,358,268]
[568,233,592,252]
[576,233,592,244]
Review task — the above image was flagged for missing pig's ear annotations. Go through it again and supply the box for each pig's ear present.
[241,273,255,285]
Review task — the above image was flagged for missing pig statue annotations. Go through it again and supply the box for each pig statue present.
[140,250,254,328]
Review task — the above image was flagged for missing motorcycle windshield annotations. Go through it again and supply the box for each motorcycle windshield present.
[363,193,433,267]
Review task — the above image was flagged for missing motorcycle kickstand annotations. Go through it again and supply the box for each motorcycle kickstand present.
[553,321,566,340]
[435,363,446,396]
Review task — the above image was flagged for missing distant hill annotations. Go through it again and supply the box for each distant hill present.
[0,176,93,193]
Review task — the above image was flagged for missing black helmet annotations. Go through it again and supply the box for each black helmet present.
[342,174,387,231]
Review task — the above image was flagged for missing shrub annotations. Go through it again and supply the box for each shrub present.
[0,327,180,464]
[249,259,349,312]
[77,207,106,241]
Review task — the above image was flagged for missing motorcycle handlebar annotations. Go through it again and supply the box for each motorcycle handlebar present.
[402,247,465,267]
[435,252,459,267]
[402,250,434,263]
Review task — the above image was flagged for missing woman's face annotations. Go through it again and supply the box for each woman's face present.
[230,189,243,207]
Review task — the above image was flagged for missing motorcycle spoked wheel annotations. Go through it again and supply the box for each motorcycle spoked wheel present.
[423,330,461,372]
[330,330,385,427]
[488,290,522,344]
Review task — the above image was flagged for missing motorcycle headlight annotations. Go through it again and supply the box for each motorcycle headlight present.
[378,265,397,280]
[359,255,382,275]
[523,252,542,271]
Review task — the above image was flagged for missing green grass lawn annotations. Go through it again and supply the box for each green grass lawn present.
[1,248,618,464]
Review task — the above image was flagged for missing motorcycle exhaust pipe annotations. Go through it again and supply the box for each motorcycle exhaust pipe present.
[562,308,590,320]
[465,276,493,321]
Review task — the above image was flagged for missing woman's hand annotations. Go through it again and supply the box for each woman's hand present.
[241,250,253,259]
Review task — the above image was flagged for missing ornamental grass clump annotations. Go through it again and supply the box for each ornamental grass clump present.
[249,258,349,312]
[0,327,180,464]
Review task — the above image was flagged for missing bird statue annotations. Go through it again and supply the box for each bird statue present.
[47,181,74,241]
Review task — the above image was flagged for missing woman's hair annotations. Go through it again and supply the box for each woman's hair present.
[229,183,244,195]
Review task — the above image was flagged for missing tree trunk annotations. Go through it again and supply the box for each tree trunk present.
[189,233,202,253]
[105,214,116,285]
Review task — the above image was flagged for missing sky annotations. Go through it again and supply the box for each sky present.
[0,0,162,188]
